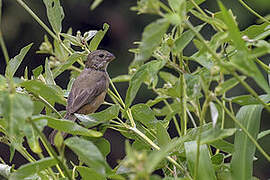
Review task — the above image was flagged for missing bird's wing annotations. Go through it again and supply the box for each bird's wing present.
[66,72,108,114]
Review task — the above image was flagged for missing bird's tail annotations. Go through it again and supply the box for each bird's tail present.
[49,113,77,145]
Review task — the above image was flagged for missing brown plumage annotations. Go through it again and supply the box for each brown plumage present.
[49,50,115,144]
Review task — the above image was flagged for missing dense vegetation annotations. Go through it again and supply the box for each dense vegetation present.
[0,0,270,179]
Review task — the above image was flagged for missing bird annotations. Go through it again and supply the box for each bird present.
[49,49,115,144]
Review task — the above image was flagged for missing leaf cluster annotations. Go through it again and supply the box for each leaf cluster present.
[0,0,270,180]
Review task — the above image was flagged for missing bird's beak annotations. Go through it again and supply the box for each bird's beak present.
[106,52,115,62]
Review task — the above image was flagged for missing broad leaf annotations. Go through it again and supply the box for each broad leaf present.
[65,137,110,175]
[5,43,33,79]
[9,157,57,180]
[184,141,216,180]
[227,95,261,106]
[24,120,47,153]
[215,76,246,96]
[131,104,158,129]
[33,115,102,137]
[89,23,109,51]
[76,104,120,128]
[2,93,33,137]
[125,60,165,108]
[77,166,106,180]
[242,22,269,39]
[53,52,84,78]
[230,103,265,180]
[131,18,169,67]
[43,0,64,34]
[21,80,66,105]
[218,1,270,94]
[173,24,204,54]
[257,129,270,140]
[200,127,236,145]
[156,122,171,147]
[32,65,43,79]
[44,58,55,85]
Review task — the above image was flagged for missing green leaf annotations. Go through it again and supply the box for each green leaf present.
[9,157,57,180]
[218,2,246,50]
[77,166,106,180]
[230,103,265,180]
[184,141,217,180]
[125,60,165,108]
[89,23,109,51]
[44,58,55,85]
[76,104,120,128]
[173,24,204,54]
[65,137,110,175]
[146,96,166,107]
[230,51,270,94]
[131,104,158,129]
[159,71,178,85]
[218,1,270,94]
[90,0,103,10]
[200,127,236,145]
[211,153,224,165]
[210,140,234,154]
[43,0,64,34]
[53,38,68,60]
[32,65,43,79]
[215,76,246,96]
[144,136,189,174]
[21,80,66,105]
[257,129,270,140]
[60,33,83,47]
[168,0,180,12]
[242,22,269,39]
[227,95,261,105]
[156,122,171,147]
[131,19,169,67]
[190,10,226,30]
[33,115,102,137]
[2,93,33,137]
[5,43,33,79]
[92,138,111,157]
[53,52,84,78]
[112,75,131,83]
[24,120,47,153]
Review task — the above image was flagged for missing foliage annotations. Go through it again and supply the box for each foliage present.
[0,0,270,179]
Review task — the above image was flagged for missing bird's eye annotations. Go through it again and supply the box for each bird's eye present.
[99,54,104,58]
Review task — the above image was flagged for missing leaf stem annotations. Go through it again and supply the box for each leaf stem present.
[109,78,125,108]
[180,74,187,135]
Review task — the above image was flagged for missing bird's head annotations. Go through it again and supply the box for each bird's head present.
[85,50,115,71]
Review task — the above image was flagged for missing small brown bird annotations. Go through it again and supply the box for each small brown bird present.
[49,50,115,144]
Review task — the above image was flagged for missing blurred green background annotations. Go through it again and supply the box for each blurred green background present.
[0,0,270,179]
